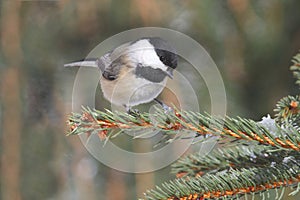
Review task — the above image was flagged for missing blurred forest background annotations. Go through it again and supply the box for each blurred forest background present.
[1,0,300,200]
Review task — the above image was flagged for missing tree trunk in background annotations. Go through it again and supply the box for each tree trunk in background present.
[0,1,22,200]
[1,69,22,200]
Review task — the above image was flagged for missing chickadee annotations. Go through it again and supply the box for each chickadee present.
[65,37,178,112]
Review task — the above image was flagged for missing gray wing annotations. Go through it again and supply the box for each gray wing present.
[97,53,111,72]
[64,42,130,81]
[101,58,122,80]
[101,42,131,80]
[64,54,122,81]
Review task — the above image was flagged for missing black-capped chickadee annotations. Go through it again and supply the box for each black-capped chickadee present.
[65,37,178,112]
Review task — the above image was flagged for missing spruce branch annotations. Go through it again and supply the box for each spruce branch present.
[172,145,299,178]
[67,107,300,151]
[144,160,300,200]
[291,51,300,87]
[67,50,300,200]
[274,95,300,131]
[141,50,300,200]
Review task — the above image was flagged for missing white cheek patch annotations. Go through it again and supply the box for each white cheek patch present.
[127,40,168,71]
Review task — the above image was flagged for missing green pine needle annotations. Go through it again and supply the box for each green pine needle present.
[144,160,300,200]
[67,107,300,151]
[66,49,300,200]
[291,51,300,87]
[171,145,299,178]
[274,95,300,131]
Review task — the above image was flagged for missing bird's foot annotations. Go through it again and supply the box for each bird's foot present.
[125,106,141,117]
[154,98,173,113]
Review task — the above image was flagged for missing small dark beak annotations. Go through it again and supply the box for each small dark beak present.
[163,68,174,79]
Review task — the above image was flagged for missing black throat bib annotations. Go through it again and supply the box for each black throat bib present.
[135,65,167,83]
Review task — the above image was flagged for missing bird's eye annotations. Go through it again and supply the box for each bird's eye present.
[159,55,165,61]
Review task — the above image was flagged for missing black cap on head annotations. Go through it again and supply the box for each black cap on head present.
[148,37,178,69]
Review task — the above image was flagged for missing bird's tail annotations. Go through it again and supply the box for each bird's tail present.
[64,58,98,68]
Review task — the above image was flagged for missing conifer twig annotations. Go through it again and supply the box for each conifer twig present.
[67,107,300,151]
[66,49,300,200]
[274,95,300,131]
[144,162,300,200]
[291,50,300,87]
[172,145,299,178]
